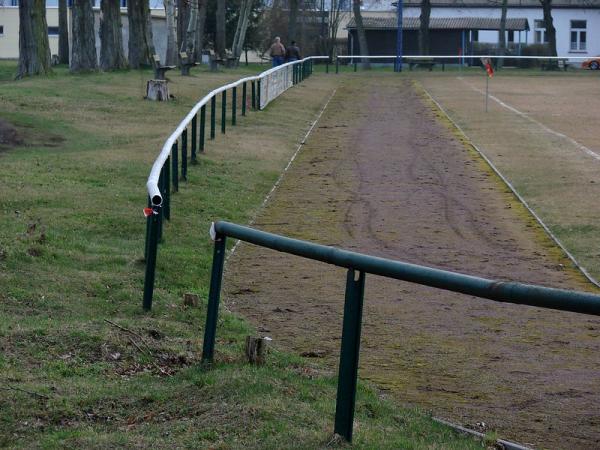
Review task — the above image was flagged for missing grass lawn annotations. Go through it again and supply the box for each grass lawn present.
[0,61,482,448]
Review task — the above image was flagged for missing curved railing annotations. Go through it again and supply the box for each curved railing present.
[143,56,328,309]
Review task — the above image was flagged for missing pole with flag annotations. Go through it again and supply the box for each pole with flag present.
[481,57,494,112]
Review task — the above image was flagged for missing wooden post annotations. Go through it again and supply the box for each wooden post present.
[245,336,268,365]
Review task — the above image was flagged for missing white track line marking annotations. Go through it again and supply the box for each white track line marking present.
[458,76,600,161]
[420,83,600,288]
[226,88,338,261]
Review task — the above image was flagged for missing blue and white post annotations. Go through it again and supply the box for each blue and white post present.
[394,0,403,72]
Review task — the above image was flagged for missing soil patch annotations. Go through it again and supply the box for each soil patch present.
[0,118,23,149]
[224,75,600,449]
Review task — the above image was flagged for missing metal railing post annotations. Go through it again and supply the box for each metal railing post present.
[232,86,237,126]
[336,57,339,74]
[251,80,256,110]
[221,90,227,134]
[164,155,170,220]
[202,233,227,363]
[354,60,357,72]
[334,269,366,442]
[326,60,329,73]
[257,79,261,110]
[182,129,188,181]
[210,96,216,139]
[172,142,179,192]
[158,166,165,242]
[144,196,151,262]
[242,82,247,116]
[200,105,206,152]
[142,205,161,311]
[191,115,197,164]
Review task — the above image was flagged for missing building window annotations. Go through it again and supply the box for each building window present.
[507,30,514,43]
[48,26,59,36]
[570,20,586,51]
[534,19,547,44]
[471,30,479,42]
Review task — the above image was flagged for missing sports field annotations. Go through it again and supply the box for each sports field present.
[224,71,600,449]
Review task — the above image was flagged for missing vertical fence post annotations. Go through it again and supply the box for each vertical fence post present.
[182,129,188,181]
[164,156,171,220]
[172,142,179,192]
[251,80,256,110]
[326,59,329,73]
[210,96,216,139]
[142,205,161,311]
[221,90,227,134]
[232,86,237,126]
[191,115,197,164]
[242,82,247,116]
[200,105,206,152]
[157,167,165,242]
[354,60,357,72]
[334,269,366,442]
[144,196,152,262]
[336,57,339,74]
[257,80,261,110]
[202,233,227,363]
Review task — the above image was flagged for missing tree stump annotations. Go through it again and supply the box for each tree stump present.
[146,79,169,101]
[245,336,268,365]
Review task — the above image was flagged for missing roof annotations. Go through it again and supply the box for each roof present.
[368,0,600,9]
[347,16,530,31]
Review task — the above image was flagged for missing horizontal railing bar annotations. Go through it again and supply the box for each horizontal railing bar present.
[337,55,592,60]
[213,221,600,316]
[146,56,328,206]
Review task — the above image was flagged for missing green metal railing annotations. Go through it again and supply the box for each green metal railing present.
[143,58,326,311]
[202,220,600,442]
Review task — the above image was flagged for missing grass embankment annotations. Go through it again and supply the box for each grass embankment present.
[0,62,479,448]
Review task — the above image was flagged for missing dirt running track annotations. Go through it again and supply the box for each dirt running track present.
[224,76,600,449]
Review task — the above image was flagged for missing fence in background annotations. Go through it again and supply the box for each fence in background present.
[335,54,595,72]
[143,56,328,311]
[203,220,600,443]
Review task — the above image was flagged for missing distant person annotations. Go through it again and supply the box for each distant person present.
[269,37,286,67]
[285,41,302,62]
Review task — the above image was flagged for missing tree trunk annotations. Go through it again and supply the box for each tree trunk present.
[418,0,430,55]
[70,0,98,72]
[17,0,52,78]
[177,0,189,56]
[164,0,177,65]
[215,0,226,58]
[288,0,298,42]
[232,0,252,59]
[182,0,198,58]
[100,0,127,70]
[497,0,507,68]
[194,0,208,61]
[58,0,69,64]
[352,0,370,69]
[128,0,155,68]
[540,0,557,57]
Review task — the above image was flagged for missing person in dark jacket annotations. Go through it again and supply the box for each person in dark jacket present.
[285,41,301,62]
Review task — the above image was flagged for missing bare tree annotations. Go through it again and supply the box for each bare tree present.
[540,0,557,57]
[17,0,52,78]
[100,0,128,70]
[164,0,178,65]
[194,0,208,61]
[352,0,370,68]
[288,0,299,41]
[128,0,156,68]
[419,0,431,55]
[182,0,199,58]
[324,0,344,58]
[71,0,98,72]
[58,0,69,64]
[232,0,253,59]
[216,0,226,57]
[497,0,507,67]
